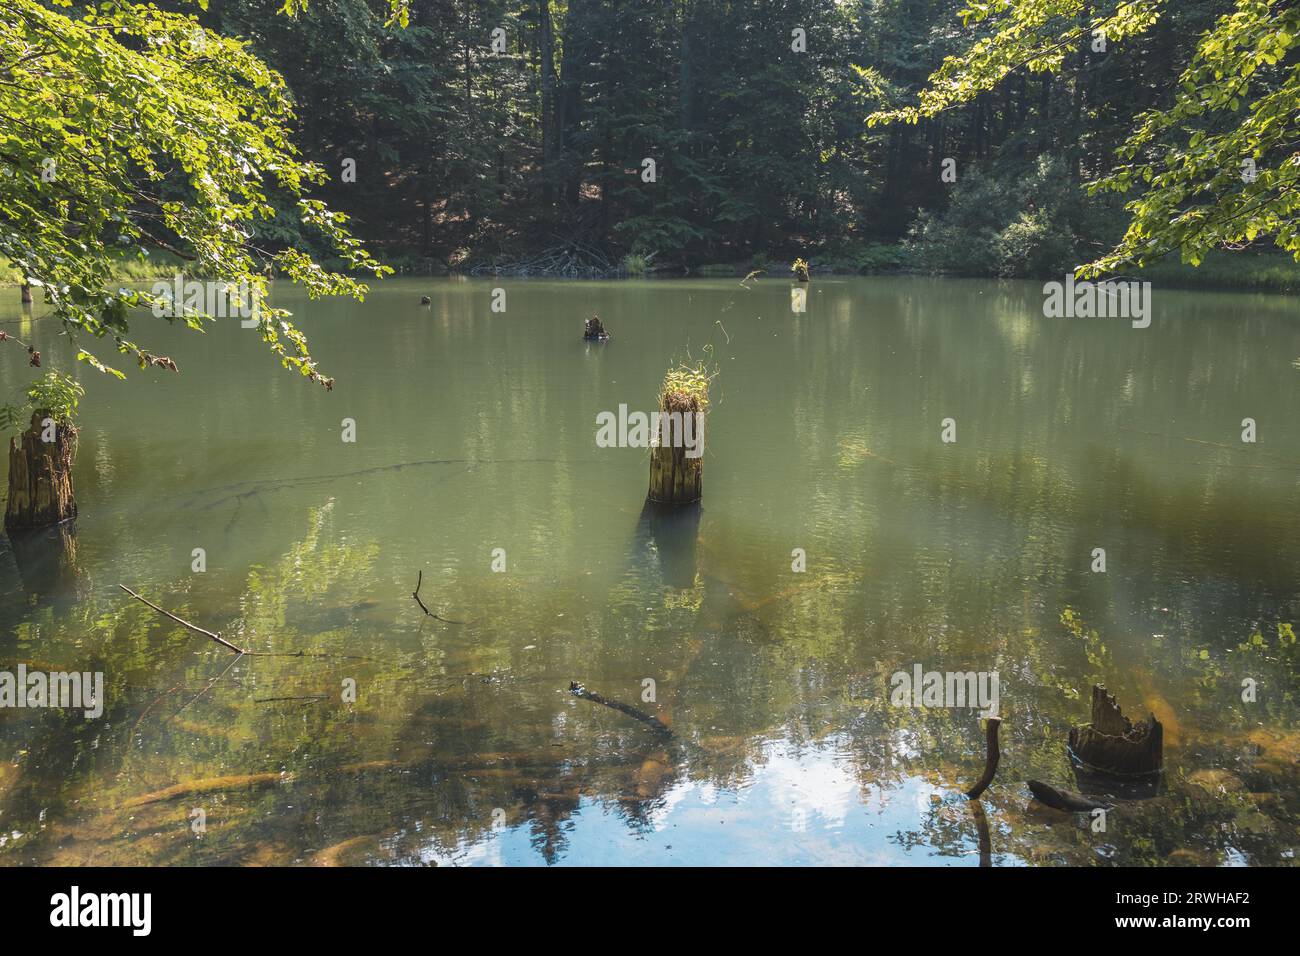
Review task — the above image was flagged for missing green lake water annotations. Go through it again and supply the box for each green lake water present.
[0,275,1297,866]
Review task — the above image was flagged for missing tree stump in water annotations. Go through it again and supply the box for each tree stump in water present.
[647,378,705,506]
[1068,684,1163,776]
[5,412,78,532]
[21,283,33,306]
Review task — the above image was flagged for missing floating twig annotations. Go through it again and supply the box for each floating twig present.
[412,570,466,624]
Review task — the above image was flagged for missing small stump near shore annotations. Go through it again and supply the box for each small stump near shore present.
[5,412,78,532]
[647,365,709,506]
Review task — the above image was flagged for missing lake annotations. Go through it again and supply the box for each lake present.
[1,276,1297,865]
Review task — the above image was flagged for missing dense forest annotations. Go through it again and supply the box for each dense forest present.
[146,0,1266,279]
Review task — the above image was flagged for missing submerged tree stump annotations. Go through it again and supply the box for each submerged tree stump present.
[1068,684,1163,776]
[647,380,705,506]
[5,412,78,532]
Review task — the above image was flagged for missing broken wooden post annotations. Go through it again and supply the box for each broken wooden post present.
[966,716,1001,799]
[5,412,77,532]
[20,283,33,306]
[1068,684,1163,776]
[647,365,707,506]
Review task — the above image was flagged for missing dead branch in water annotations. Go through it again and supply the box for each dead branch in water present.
[168,651,246,724]
[255,695,328,704]
[412,570,467,624]
[120,585,381,663]
[119,585,248,654]
[965,716,1001,800]
[569,681,673,737]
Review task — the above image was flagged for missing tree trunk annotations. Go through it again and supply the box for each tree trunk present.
[558,0,587,210]
[5,412,78,532]
[20,283,32,305]
[538,0,556,207]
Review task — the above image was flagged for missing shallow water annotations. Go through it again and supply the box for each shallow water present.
[0,275,1297,866]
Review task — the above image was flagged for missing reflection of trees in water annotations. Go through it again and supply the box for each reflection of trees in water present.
[3,426,1297,865]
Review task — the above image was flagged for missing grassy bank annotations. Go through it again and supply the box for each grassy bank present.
[1,252,189,288]
[7,246,1300,296]
[692,246,1300,294]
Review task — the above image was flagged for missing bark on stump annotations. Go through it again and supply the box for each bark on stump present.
[21,283,33,306]
[5,412,78,532]
[1068,684,1163,777]
[647,389,703,506]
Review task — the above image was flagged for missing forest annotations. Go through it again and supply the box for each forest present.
[78,0,1295,284]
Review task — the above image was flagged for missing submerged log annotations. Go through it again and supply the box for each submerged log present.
[5,412,77,532]
[647,372,705,506]
[1068,684,1163,776]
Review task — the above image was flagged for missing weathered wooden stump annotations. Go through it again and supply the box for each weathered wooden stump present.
[647,370,705,506]
[1068,684,1163,776]
[5,412,78,532]
[20,283,33,306]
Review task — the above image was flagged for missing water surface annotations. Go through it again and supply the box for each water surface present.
[1,276,1297,865]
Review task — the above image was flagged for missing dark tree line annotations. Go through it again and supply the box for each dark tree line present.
[188,0,1245,276]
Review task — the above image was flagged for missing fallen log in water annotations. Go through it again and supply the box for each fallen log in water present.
[965,716,1001,800]
[1027,779,1111,812]
[569,681,673,737]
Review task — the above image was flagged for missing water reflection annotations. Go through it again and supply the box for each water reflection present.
[0,277,1297,865]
